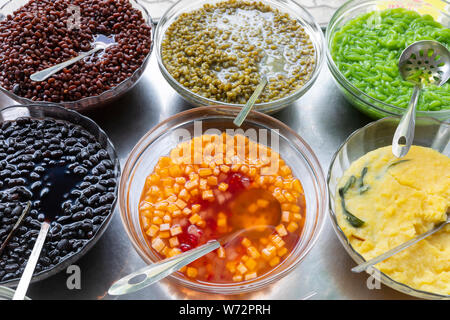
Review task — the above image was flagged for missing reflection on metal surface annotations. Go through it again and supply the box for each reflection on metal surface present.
[10,53,413,300]
[15,53,411,300]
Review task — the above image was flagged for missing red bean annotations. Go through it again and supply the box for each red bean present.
[0,0,152,103]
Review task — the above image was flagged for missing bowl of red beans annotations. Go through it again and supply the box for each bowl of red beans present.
[0,0,153,112]
[119,106,327,294]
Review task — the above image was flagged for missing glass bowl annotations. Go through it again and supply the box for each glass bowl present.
[326,0,450,120]
[0,286,30,300]
[0,104,120,287]
[155,0,325,114]
[119,106,327,294]
[327,116,450,300]
[0,0,154,112]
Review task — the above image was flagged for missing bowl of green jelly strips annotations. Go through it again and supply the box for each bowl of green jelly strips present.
[326,0,450,121]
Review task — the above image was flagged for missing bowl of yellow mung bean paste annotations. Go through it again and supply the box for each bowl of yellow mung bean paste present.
[158,0,322,110]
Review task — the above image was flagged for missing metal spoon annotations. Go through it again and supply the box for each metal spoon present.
[30,34,116,82]
[352,208,450,273]
[12,164,78,299]
[233,76,267,127]
[12,220,50,300]
[233,54,287,127]
[108,188,281,296]
[392,40,450,158]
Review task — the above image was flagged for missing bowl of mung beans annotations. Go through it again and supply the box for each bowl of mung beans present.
[0,0,153,112]
[326,0,450,120]
[155,0,325,114]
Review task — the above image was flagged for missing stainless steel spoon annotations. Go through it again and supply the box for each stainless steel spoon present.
[109,188,281,296]
[392,40,450,158]
[233,76,267,127]
[352,208,450,273]
[13,220,50,300]
[30,34,116,82]
[233,54,287,127]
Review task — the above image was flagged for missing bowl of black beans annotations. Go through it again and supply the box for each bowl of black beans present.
[0,104,120,286]
[0,0,153,112]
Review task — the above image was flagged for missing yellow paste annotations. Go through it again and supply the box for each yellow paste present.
[336,145,450,295]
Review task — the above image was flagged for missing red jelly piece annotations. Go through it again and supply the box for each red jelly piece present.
[188,234,198,247]
[180,243,192,252]
[227,173,250,193]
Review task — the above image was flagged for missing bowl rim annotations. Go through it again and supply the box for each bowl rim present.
[0,0,155,108]
[0,285,30,300]
[327,115,450,300]
[154,0,325,112]
[119,105,328,294]
[325,0,450,118]
[0,103,121,287]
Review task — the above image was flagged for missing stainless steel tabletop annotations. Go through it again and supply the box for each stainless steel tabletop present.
[0,53,413,300]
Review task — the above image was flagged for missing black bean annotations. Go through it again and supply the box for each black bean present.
[0,169,11,179]
[73,165,88,176]
[48,249,59,259]
[40,187,50,198]
[0,117,117,283]
[11,205,23,217]
[5,264,19,273]
[34,166,45,174]
[29,219,41,229]
[79,181,91,189]
[56,239,70,251]
[29,172,40,180]
[55,215,71,225]
[3,273,16,281]
[0,229,8,238]
[50,150,63,158]
[40,257,51,266]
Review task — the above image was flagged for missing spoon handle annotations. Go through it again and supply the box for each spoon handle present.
[13,221,50,300]
[352,220,448,273]
[233,76,268,127]
[108,240,221,296]
[30,47,101,82]
[392,85,420,158]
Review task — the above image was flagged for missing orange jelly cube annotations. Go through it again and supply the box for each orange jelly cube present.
[202,190,214,201]
[232,275,243,282]
[159,223,170,232]
[139,133,307,284]
[247,246,261,259]
[191,204,201,213]
[170,225,182,236]
[236,263,248,275]
[275,224,288,237]
[189,213,201,225]
[269,256,280,267]
[287,221,299,233]
[146,225,159,237]
[169,236,179,248]
[218,182,229,191]
[241,237,251,248]
[186,267,198,278]
[207,176,218,186]
[245,258,257,271]
[151,237,165,252]
[198,168,213,177]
